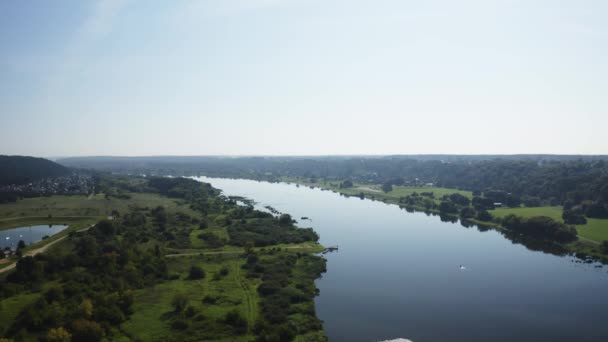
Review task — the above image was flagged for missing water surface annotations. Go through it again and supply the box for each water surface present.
[194,177,608,342]
[1,225,68,250]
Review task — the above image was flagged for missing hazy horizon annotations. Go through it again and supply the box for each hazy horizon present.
[2,0,607,156]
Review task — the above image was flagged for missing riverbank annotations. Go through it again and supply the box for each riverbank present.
[279,176,608,263]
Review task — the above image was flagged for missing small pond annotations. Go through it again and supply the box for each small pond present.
[0,225,68,250]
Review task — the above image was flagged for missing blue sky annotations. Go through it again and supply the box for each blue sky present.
[1,0,607,156]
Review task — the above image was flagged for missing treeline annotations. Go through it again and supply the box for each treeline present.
[399,190,578,244]
[59,155,608,211]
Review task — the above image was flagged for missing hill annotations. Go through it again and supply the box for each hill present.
[0,155,70,185]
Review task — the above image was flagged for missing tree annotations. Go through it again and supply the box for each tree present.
[562,209,587,225]
[449,193,470,206]
[459,207,476,219]
[80,298,93,318]
[278,214,293,226]
[340,180,353,188]
[439,201,457,214]
[47,327,71,342]
[95,220,115,236]
[171,293,188,312]
[244,241,255,255]
[188,265,205,280]
[224,309,248,335]
[476,210,493,222]
[381,182,393,193]
[602,241,608,255]
[585,202,608,218]
[71,320,103,342]
[17,239,26,250]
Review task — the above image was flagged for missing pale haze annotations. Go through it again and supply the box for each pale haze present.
[1,0,607,156]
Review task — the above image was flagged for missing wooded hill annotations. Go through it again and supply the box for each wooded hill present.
[0,156,70,185]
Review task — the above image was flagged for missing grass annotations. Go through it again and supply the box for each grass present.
[575,218,608,243]
[0,193,198,220]
[122,255,259,342]
[491,206,608,243]
[0,292,40,335]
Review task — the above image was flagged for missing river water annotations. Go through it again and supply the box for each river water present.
[193,177,608,342]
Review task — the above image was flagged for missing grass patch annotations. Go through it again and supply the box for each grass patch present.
[576,218,608,243]
[0,193,198,220]
[0,292,40,335]
[491,206,608,243]
[123,255,258,342]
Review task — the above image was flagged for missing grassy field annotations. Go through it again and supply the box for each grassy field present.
[122,255,259,342]
[0,193,198,220]
[491,206,608,243]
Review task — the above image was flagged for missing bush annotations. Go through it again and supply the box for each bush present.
[47,327,71,342]
[562,209,587,225]
[224,310,248,335]
[171,318,189,330]
[171,293,188,312]
[602,241,608,255]
[71,320,103,342]
[188,265,205,280]
[585,202,608,218]
[476,210,493,222]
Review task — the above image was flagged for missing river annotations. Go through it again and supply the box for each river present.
[193,177,608,342]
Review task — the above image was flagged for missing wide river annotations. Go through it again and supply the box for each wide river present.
[194,177,608,342]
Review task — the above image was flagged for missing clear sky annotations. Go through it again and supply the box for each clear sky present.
[1,0,607,157]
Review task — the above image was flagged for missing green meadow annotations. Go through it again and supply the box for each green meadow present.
[491,206,608,243]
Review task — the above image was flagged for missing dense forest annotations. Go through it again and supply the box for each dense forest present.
[0,156,69,185]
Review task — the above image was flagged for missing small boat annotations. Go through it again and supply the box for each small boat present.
[459,265,466,270]
[5,237,9,240]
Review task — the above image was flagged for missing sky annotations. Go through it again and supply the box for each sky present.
[1,0,607,157]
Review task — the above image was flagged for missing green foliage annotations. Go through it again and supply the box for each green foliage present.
[228,218,318,247]
[188,265,206,280]
[71,319,103,342]
[46,326,71,342]
[501,215,577,243]
[171,293,189,312]
[563,209,587,225]
[381,182,393,193]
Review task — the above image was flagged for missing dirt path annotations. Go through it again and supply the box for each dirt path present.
[234,263,256,331]
[355,186,381,193]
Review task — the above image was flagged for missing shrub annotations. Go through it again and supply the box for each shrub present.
[188,265,205,280]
